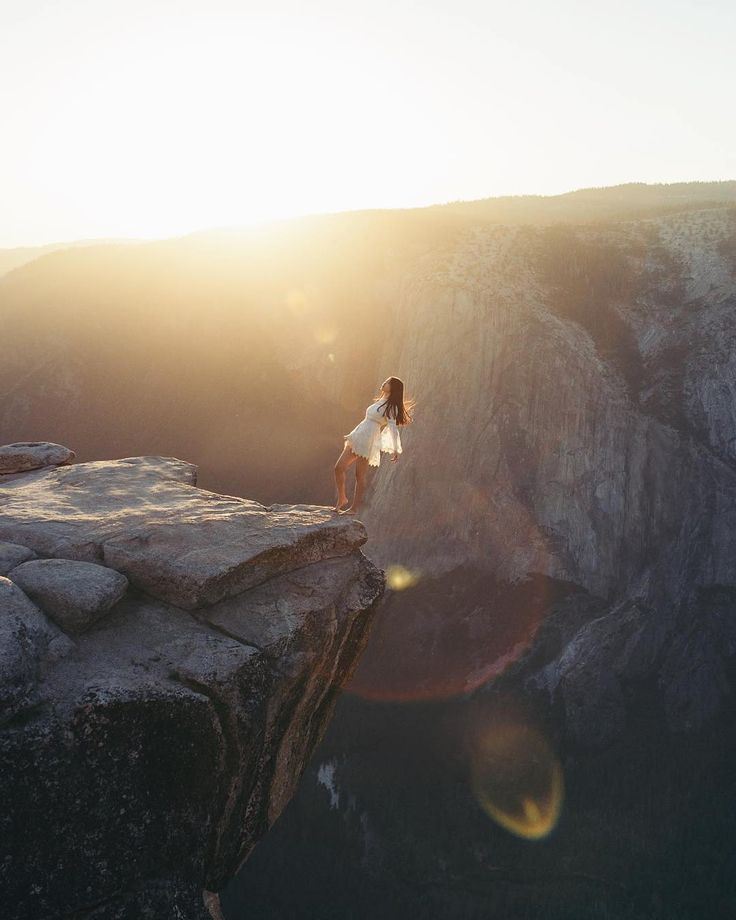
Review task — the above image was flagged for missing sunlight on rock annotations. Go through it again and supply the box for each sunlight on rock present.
[470,722,563,840]
[385,565,421,591]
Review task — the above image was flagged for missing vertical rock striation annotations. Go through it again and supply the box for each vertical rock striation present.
[362,207,736,744]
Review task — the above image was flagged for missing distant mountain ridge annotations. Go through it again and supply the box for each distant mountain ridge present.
[3,180,733,279]
[0,237,148,279]
[433,178,736,223]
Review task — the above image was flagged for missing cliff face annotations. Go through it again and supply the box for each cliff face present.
[0,455,384,919]
[213,204,736,916]
[361,206,736,744]
[367,209,736,584]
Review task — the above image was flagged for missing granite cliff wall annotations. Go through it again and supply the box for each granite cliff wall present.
[361,207,736,745]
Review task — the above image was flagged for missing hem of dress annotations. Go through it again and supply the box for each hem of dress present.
[344,438,380,467]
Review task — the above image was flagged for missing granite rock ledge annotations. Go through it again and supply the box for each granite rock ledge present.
[0,455,385,920]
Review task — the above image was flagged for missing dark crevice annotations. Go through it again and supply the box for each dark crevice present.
[191,612,264,653]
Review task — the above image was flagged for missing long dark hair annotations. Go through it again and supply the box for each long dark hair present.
[373,376,415,426]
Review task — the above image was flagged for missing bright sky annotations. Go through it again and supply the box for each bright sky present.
[1,0,734,247]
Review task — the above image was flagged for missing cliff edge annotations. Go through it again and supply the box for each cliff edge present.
[0,449,385,920]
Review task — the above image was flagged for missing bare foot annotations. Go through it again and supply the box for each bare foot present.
[338,506,360,515]
[332,499,349,512]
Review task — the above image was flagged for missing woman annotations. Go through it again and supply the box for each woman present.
[333,376,414,515]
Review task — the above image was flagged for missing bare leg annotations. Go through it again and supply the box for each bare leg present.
[341,456,370,514]
[333,443,356,511]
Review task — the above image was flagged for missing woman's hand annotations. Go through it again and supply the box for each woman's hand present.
[390,452,398,462]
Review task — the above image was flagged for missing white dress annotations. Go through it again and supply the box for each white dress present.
[344,400,403,467]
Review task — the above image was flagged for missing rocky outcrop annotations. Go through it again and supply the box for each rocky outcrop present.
[0,456,384,919]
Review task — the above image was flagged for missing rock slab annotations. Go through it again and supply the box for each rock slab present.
[0,456,368,609]
[9,558,129,634]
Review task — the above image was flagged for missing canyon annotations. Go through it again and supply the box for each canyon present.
[3,181,736,917]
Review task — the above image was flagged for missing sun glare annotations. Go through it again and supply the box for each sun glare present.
[3,0,733,245]
[22,8,433,241]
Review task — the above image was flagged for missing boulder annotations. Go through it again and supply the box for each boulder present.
[0,442,75,475]
[0,577,56,724]
[0,541,36,576]
[9,559,129,634]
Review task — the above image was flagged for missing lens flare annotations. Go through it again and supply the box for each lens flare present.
[344,570,560,704]
[470,722,563,840]
[284,288,309,316]
[385,564,421,591]
[313,324,338,344]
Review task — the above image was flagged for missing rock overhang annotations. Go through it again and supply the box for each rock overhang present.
[0,455,369,609]
[0,452,385,920]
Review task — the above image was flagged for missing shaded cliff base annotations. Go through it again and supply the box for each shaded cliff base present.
[222,563,736,919]
[224,692,736,920]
